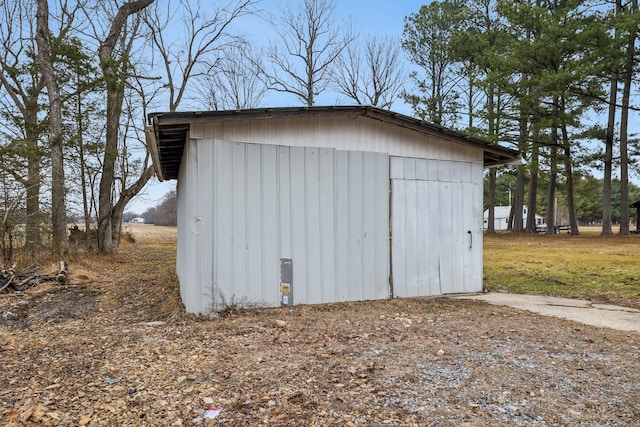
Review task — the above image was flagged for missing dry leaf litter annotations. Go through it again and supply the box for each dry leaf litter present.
[0,240,639,426]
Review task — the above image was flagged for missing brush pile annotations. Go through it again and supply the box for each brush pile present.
[0,261,67,293]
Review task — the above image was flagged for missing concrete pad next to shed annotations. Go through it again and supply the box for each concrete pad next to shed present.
[456,293,640,333]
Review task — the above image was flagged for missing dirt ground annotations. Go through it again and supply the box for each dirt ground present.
[1,226,639,426]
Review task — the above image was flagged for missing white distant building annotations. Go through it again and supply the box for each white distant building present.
[131,217,145,223]
[483,206,544,231]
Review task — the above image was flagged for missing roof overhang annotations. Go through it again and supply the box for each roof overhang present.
[147,106,520,181]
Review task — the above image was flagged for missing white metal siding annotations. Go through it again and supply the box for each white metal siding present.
[177,138,389,313]
[191,115,481,163]
[391,157,483,297]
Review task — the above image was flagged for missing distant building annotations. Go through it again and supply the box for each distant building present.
[483,206,545,231]
[130,217,145,223]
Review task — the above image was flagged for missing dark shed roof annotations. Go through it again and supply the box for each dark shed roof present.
[146,105,520,181]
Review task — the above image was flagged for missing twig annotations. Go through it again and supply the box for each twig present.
[0,276,13,292]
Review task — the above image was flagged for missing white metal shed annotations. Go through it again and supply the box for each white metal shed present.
[147,106,518,314]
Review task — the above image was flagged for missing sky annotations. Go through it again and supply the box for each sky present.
[126,0,428,214]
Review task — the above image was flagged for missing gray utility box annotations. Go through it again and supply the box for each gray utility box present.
[280,259,293,306]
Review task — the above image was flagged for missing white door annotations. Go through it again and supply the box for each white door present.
[391,157,482,297]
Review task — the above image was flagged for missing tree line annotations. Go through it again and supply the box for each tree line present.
[124,190,177,226]
[402,0,639,235]
[0,0,638,263]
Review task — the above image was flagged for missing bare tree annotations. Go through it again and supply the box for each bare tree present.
[0,1,45,252]
[94,0,154,255]
[198,41,267,110]
[332,35,404,109]
[36,0,67,257]
[144,0,258,112]
[261,0,354,106]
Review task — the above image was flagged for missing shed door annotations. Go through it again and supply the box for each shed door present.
[390,157,482,297]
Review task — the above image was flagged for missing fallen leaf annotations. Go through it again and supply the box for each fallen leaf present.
[32,404,46,420]
[45,383,62,390]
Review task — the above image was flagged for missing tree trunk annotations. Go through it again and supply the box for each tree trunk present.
[96,0,154,254]
[511,114,527,232]
[110,165,155,247]
[97,85,123,254]
[24,105,42,253]
[546,126,558,234]
[602,0,621,235]
[486,83,497,234]
[560,100,579,235]
[525,127,539,233]
[512,166,525,232]
[36,0,67,258]
[618,0,636,236]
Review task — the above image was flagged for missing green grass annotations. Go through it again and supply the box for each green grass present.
[483,230,640,306]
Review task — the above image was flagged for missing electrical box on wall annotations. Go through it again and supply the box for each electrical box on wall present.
[280,259,293,306]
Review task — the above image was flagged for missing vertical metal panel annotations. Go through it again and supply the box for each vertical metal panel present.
[334,151,349,301]
[319,148,336,302]
[426,159,438,181]
[213,140,234,309]
[404,179,419,296]
[426,180,441,295]
[415,180,429,293]
[362,152,377,298]
[175,143,187,305]
[438,160,451,182]
[278,147,292,258]
[390,156,404,179]
[449,181,464,293]
[403,158,416,180]
[246,144,263,302]
[195,140,214,314]
[176,139,197,311]
[261,145,280,304]
[437,181,454,293]
[288,146,308,303]
[231,142,248,299]
[449,161,462,182]
[415,159,427,181]
[391,179,406,297]
[347,152,364,301]
[304,148,322,304]
[373,153,390,298]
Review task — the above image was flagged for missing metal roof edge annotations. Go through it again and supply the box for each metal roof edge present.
[145,117,164,182]
[148,106,521,177]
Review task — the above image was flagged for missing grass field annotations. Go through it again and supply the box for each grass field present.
[483,227,640,307]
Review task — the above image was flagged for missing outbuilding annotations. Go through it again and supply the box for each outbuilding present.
[147,106,518,314]
[483,205,546,231]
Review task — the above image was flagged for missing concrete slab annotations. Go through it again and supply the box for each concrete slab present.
[456,293,640,333]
